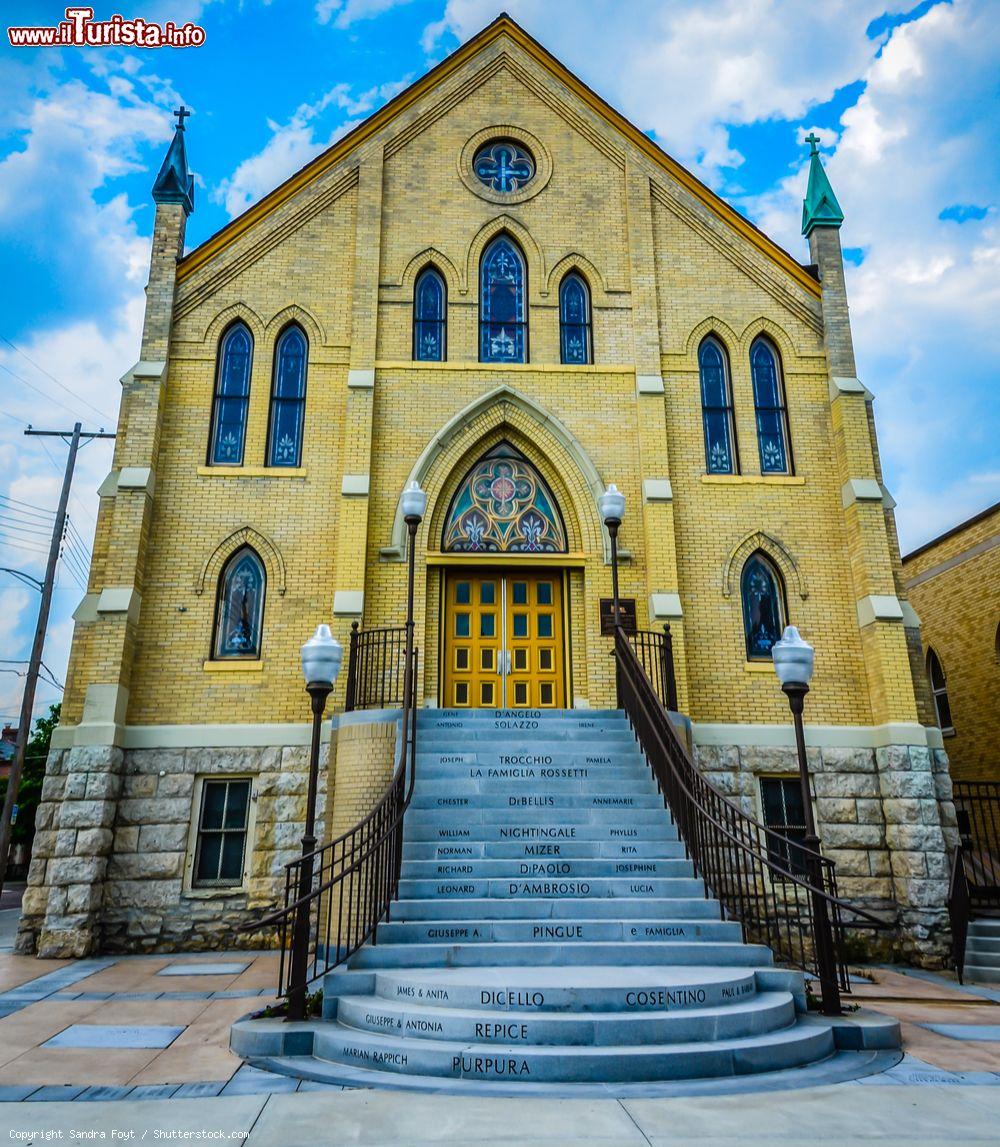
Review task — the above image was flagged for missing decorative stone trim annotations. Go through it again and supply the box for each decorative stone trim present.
[96,587,141,622]
[649,592,683,618]
[457,124,552,207]
[857,594,904,627]
[642,479,673,502]
[195,525,287,597]
[202,660,264,673]
[72,593,100,623]
[97,471,119,497]
[347,368,375,389]
[881,484,897,510]
[722,530,808,601]
[119,360,166,386]
[692,720,940,749]
[333,590,364,616]
[899,601,921,629]
[118,467,155,495]
[341,474,370,496]
[636,374,665,394]
[829,375,872,401]
[841,478,884,508]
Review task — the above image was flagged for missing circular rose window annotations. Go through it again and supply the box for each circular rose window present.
[473,139,536,193]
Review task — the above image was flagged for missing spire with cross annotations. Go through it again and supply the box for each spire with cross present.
[153,105,195,215]
[801,129,843,237]
[804,131,822,157]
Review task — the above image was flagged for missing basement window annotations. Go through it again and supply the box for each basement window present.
[193,778,251,888]
[759,776,808,879]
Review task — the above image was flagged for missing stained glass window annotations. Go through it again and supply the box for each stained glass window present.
[480,237,527,363]
[209,323,253,465]
[559,273,592,365]
[473,140,535,193]
[267,325,307,467]
[700,337,737,474]
[927,648,954,731]
[413,267,446,361]
[751,339,792,474]
[443,444,566,553]
[214,547,265,659]
[741,552,785,660]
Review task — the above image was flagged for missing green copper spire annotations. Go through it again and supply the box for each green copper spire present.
[801,132,843,237]
[152,105,195,216]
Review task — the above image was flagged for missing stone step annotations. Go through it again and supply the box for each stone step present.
[403,824,678,843]
[335,989,794,1046]
[396,877,705,900]
[963,963,1000,984]
[413,777,656,796]
[404,807,670,827]
[400,859,693,879]
[419,709,624,723]
[348,940,773,970]
[402,840,688,861]
[366,966,765,1012]
[309,1020,831,1083]
[390,897,719,922]
[969,918,1000,937]
[415,751,645,766]
[416,732,637,747]
[410,792,665,811]
[965,936,1000,955]
[375,919,741,946]
[415,761,650,779]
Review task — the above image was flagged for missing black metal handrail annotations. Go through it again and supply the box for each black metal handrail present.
[247,647,418,999]
[628,626,678,712]
[948,844,971,983]
[345,622,408,711]
[614,627,887,1000]
[952,781,1000,907]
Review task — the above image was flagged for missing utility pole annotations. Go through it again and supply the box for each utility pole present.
[0,423,116,896]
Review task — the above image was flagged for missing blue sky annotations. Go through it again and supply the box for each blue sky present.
[0,0,997,721]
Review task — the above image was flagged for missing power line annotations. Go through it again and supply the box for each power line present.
[0,494,55,519]
[0,334,117,424]
[0,362,87,425]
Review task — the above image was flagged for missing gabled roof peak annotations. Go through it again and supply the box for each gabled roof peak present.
[801,133,843,237]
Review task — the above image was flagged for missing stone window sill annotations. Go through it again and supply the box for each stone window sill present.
[744,661,776,673]
[182,887,248,900]
[197,466,307,478]
[701,474,805,486]
[942,726,956,738]
[203,660,264,673]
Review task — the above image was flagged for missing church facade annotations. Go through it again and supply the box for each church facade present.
[19,16,955,961]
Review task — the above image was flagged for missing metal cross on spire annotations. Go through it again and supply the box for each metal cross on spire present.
[173,104,192,131]
[804,132,822,156]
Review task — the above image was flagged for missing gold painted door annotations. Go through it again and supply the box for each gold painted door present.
[444,571,565,708]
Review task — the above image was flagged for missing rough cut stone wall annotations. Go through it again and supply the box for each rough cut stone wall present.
[18,740,328,957]
[694,741,954,965]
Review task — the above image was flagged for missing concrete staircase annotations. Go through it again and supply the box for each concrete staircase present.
[964,917,1000,984]
[234,709,893,1092]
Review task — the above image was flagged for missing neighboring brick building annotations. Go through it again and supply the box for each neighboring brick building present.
[903,502,1000,782]
[18,16,954,962]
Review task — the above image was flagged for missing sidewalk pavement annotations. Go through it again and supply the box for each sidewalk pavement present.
[0,950,998,1142]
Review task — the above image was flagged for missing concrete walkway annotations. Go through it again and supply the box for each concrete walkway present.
[1,950,1000,1142]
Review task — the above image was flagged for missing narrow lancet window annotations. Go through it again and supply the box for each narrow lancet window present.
[751,338,792,474]
[267,325,307,467]
[741,552,786,660]
[413,268,446,361]
[559,273,592,364]
[208,323,253,466]
[214,547,265,659]
[927,648,954,731]
[699,337,737,473]
[480,236,527,363]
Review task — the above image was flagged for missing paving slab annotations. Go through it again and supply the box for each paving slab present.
[921,1023,1000,1041]
[158,962,250,976]
[3,1095,267,1137]
[43,1023,184,1049]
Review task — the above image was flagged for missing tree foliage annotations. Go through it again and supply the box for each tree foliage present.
[0,703,60,847]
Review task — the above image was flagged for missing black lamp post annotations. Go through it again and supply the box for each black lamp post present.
[599,484,626,629]
[400,481,427,725]
[772,625,841,1016]
[287,623,343,1022]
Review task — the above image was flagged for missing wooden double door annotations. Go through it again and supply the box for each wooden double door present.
[443,570,565,708]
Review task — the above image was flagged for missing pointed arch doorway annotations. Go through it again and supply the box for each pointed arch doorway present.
[439,444,569,709]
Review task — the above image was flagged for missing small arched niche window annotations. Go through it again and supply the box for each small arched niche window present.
[413,267,446,361]
[267,325,307,467]
[926,648,954,732]
[208,322,253,466]
[699,336,737,474]
[559,272,592,365]
[214,547,266,660]
[741,552,786,660]
[750,338,792,475]
[480,236,527,363]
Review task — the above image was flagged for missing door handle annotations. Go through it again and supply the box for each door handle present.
[497,650,511,676]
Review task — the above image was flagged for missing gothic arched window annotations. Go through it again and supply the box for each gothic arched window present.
[699,336,737,474]
[214,547,266,659]
[750,338,792,474]
[267,325,307,467]
[480,236,527,363]
[209,322,253,466]
[559,272,592,365]
[413,267,446,361]
[741,552,786,660]
[927,648,954,731]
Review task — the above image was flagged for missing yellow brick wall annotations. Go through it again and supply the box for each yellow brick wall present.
[58,31,919,736]
[903,506,1000,780]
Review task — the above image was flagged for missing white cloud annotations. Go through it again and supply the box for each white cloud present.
[316,0,416,29]
[216,76,411,217]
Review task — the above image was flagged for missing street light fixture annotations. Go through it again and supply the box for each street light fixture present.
[400,481,426,724]
[771,624,841,1015]
[599,484,626,629]
[287,623,343,1022]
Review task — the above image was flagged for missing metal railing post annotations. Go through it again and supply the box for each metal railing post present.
[345,621,360,712]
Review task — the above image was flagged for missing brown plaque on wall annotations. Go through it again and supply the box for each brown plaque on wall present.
[600,598,637,635]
